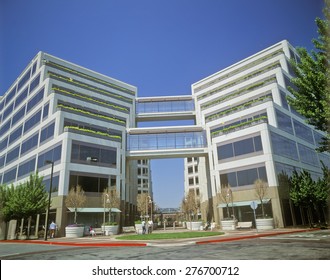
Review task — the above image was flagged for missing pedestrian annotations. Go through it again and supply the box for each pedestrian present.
[89,225,96,237]
[49,221,57,238]
[142,220,146,234]
[148,220,153,234]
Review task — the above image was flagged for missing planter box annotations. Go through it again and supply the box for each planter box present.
[65,226,84,238]
[134,224,143,234]
[256,218,274,230]
[220,219,237,230]
[186,221,203,231]
[102,225,119,235]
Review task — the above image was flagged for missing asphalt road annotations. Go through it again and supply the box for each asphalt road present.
[1,229,330,260]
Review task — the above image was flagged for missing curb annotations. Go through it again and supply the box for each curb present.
[195,228,319,245]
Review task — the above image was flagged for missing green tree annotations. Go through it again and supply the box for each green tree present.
[1,173,48,222]
[287,2,330,152]
[289,168,329,225]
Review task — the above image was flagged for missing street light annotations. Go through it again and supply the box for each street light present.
[44,160,54,241]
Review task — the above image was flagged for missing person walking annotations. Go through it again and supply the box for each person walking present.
[49,221,57,238]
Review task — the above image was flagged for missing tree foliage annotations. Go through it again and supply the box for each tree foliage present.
[1,173,48,222]
[65,185,87,224]
[289,166,329,224]
[287,2,330,152]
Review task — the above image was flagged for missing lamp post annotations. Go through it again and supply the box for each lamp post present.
[44,160,54,241]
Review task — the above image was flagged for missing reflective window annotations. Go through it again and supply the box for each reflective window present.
[26,88,44,113]
[37,144,62,169]
[137,99,194,114]
[71,142,116,167]
[24,110,41,133]
[29,74,40,94]
[271,132,298,160]
[18,157,36,178]
[43,175,60,193]
[276,109,293,134]
[220,166,267,188]
[6,145,20,164]
[43,103,49,119]
[0,137,8,152]
[298,144,319,166]
[313,131,325,148]
[127,131,207,151]
[293,119,314,144]
[3,167,17,184]
[5,87,16,106]
[0,155,5,168]
[17,68,31,92]
[21,133,39,155]
[9,125,23,145]
[217,135,262,161]
[2,102,14,121]
[0,120,11,135]
[12,105,26,127]
[40,122,55,143]
[14,87,28,109]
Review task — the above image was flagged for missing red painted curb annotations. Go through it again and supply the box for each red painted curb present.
[196,228,319,245]
[0,239,147,247]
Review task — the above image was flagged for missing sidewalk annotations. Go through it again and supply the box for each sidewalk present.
[0,227,319,247]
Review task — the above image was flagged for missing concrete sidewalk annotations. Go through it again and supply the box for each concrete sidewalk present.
[0,227,319,247]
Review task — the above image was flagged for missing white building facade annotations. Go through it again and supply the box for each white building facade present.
[1,41,329,235]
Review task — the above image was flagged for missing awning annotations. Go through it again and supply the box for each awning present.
[217,199,270,208]
[68,207,121,213]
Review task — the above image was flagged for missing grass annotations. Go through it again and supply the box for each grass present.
[116,231,224,241]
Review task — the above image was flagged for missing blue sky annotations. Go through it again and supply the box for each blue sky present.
[0,0,324,208]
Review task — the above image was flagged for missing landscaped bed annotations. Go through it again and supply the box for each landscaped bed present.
[116,231,224,240]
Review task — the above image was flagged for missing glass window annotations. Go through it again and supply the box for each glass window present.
[14,87,28,109]
[3,167,17,184]
[0,120,11,135]
[12,105,26,127]
[237,168,258,186]
[271,132,299,160]
[0,137,8,152]
[21,133,39,155]
[40,122,55,143]
[23,110,41,133]
[234,138,255,156]
[0,155,5,168]
[3,102,14,121]
[43,103,49,119]
[293,119,314,144]
[254,135,263,151]
[5,87,16,106]
[298,144,319,166]
[220,172,238,187]
[6,145,20,164]
[276,109,293,134]
[9,125,23,145]
[26,88,44,113]
[29,74,40,94]
[189,178,194,185]
[18,157,36,178]
[43,175,59,193]
[17,68,31,92]
[217,143,234,160]
[37,144,62,169]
